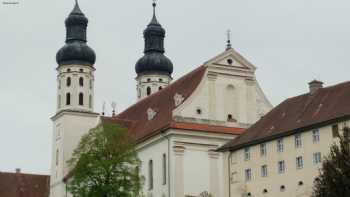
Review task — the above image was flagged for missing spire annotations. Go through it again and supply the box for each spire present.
[71,0,83,15]
[56,1,96,66]
[226,29,232,50]
[143,1,166,53]
[135,1,173,76]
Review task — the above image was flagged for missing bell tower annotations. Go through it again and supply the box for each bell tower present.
[135,2,174,100]
[50,1,100,197]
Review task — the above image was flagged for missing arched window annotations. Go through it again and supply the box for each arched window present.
[79,93,84,106]
[225,85,237,120]
[147,87,151,96]
[66,93,71,105]
[79,77,84,87]
[66,77,71,87]
[148,160,153,190]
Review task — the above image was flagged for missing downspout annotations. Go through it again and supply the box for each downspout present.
[228,151,233,197]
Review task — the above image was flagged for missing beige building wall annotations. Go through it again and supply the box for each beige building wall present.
[228,120,349,197]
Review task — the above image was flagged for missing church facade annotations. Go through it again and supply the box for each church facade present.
[49,2,272,197]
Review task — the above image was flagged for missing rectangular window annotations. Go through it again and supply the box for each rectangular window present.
[313,152,322,165]
[162,154,166,185]
[277,138,284,153]
[148,160,153,190]
[313,129,320,143]
[245,169,252,181]
[261,165,268,177]
[260,143,267,157]
[296,156,303,169]
[295,134,302,148]
[332,124,339,138]
[278,160,285,174]
[244,147,250,161]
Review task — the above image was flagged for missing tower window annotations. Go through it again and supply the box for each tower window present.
[79,77,84,87]
[79,93,84,106]
[147,78,151,82]
[147,87,151,96]
[66,93,71,105]
[159,86,163,91]
[66,77,71,87]
[79,69,84,73]
[67,68,71,72]
[159,78,163,82]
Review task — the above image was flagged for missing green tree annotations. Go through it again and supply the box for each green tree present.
[67,122,143,197]
[312,128,350,197]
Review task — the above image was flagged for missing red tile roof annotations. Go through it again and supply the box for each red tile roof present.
[0,171,49,197]
[103,66,244,143]
[102,66,207,143]
[220,81,350,151]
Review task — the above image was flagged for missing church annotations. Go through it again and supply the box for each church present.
[49,1,272,197]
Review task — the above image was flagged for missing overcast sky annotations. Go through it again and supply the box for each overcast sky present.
[1,0,350,175]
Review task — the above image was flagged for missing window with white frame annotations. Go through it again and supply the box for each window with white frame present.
[313,152,322,165]
[260,143,267,157]
[261,165,268,177]
[245,168,252,181]
[296,156,303,169]
[278,160,285,174]
[244,147,250,161]
[295,134,302,148]
[312,129,320,143]
[277,138,284,153]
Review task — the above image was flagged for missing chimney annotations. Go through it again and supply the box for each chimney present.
[309,80,323,94]
[15,168,21,174]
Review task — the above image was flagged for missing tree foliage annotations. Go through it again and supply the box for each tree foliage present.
[67,122,142,197]
[312,128,350,197]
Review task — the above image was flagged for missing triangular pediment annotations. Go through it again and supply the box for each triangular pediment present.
[204,48,256,71]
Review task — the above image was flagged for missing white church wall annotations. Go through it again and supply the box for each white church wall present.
[50,112,99,197]
[173,50,272,129]
[169,129,237,197]
[137,135,170,197]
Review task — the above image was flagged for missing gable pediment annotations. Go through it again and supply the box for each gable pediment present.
[205,48,256,72]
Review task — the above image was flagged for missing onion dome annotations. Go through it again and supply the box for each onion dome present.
[56,0,96,66]
[135,2,173,76]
